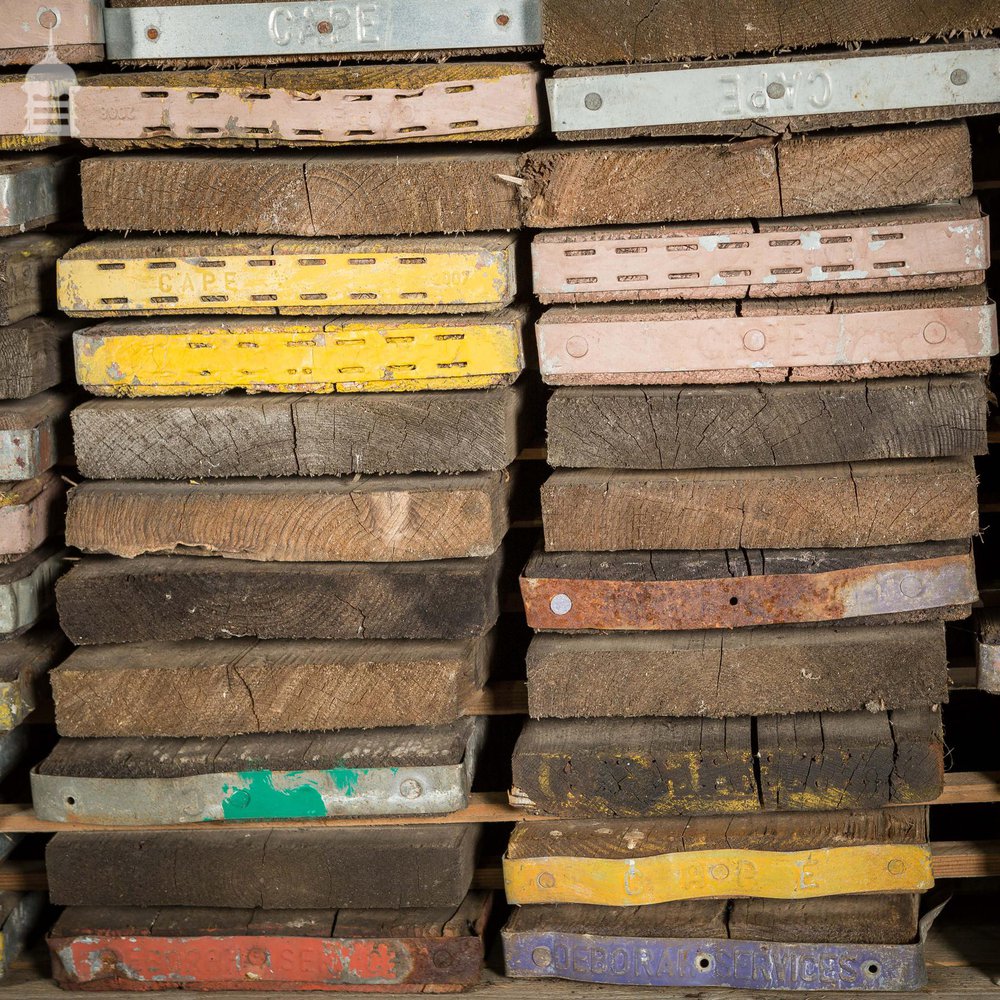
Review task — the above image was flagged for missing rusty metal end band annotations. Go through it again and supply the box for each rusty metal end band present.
[549,46,1000,133]
[0,159,72,229]
[523,552,976,631]
[503,930,927,991]
[104,2,543,60]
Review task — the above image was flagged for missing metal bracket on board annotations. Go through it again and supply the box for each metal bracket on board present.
[548,45,1000,134]
[0,0,105,51]
[0,159,73,231]
[103,1,543,60]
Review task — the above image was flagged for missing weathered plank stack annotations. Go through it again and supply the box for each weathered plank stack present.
[507,6,999,992]
[31,4,545,990]
[0,1,104,977]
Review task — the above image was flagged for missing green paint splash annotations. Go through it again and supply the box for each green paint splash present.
[220,770,328,820]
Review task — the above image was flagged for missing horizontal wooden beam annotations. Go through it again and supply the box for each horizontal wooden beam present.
[2,773,997,835]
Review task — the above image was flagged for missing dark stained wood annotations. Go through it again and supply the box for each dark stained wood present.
[0,316,74,399]
[72,387,527,478]
[507,902,728,939]
[0,234,79,326]
[81,152,523,236]
[757,709,945,811]
[50,639,491,737]
[46,825,482,908]
[65,473,509,562]
[541,0,1000,64]
[56,551,503,645]
[526,623,948,719]
[546,377,990,470]
[540,459,978,552]
[512,712,943,816]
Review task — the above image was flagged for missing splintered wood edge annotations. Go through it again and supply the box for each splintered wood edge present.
[0,773,995,832]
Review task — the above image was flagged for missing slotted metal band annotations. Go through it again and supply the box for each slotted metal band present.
[531,216,989,299]
[549,46,1000,133]
[104,1,542,60]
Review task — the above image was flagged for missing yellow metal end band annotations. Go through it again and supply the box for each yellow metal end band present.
[503,844,933,905]
[57,249,513,314]
[74,322,523,396]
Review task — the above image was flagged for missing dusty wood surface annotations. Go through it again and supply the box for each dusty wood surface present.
[46,824,482,908]
[81,152,523,235]
[65,472,509,562]
[520,123,972,228]
[511,711,943,816]
[56,551,503,645]
[0,316,74,400]
[0,234,79,326]
[71,387,527,478]
[526,622,948,719]
[50,636,492,737]
[540,0,1000,64]
[545,377,990,469]
[541,459,978,552]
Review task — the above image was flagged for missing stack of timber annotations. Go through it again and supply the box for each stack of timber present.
[0,6,97,978]
[35,2,547,992]
[508,12,1000,994]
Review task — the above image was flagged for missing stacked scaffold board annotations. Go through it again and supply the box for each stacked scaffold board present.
[0,5,101,978]
[509,6,999,995]
[33,3,543,991]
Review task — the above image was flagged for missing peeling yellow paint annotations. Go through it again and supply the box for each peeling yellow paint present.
[504,844,933,905]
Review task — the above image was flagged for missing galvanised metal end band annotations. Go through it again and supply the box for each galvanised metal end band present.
[57,242,518,316]
[0,893,46,979]
[503,931,927,991]
[103,1,543,60]
[549,45,1000,133]
[503,845,933,905]
[0,159,72,229]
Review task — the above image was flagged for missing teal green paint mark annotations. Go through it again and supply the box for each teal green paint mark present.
[220,770,328,820]
[330,768,361,799]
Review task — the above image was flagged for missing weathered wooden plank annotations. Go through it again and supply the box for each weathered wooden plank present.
[66,473,509,562]
[547,44,1000,139]
[526,623,948,720]
[0,544,67,637]
[541,459,978,552]
[0,156,76,235]
[0,234,79,327]
[58,235,520,316]
[757,710,945,811]
[49,636,491,737]
[73,65,542,147]
[0,625,70,730]
[80,151,523,235]
[71,387,526,479]
[0,471,65,560]
[510,712,942,817]
[73,313,525,396]
[531,201,989,304]
[51,893,491,991]
[0,316,74,399]
[56,551,503,644]
[521,542,977,632]
[504,808,930,900]
[32,717,485,823]
[503,915,927,990]
[545,377,990,470]
[520,123,972,228]
[46,824,483,908]
[0,0,103,65]
[540,0,1000,65]
[536,290,996,385]
[0,392,70,479]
